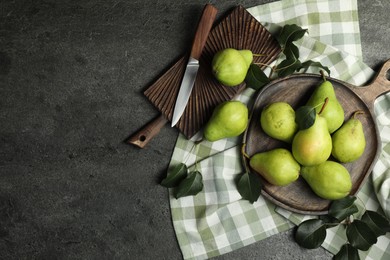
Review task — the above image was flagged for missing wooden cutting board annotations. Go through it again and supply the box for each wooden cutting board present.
[129,5,281,148]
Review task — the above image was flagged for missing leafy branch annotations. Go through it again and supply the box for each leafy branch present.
[295,196,390,259]
[245,24,330,90]
[160,142,203,199]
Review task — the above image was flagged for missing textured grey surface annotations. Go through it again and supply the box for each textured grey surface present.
[0,0,389,259]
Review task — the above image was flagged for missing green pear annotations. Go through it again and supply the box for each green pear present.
[204,100,248,142]
[292,114,332,166]
[332,111,366,163]
[212,48,252,87]
[260,102,298,143]
[301,161,352,200]
[238,49,253,68]
[250,148,300,186]
[306,79,344,133]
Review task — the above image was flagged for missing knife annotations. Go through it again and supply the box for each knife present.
[171,4,218,127]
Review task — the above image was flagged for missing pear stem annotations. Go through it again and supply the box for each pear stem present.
[253,53,268,57]
[241,143,250,160]
[320,69,327,81]
[318,97,329,115]
[352,110,365,119]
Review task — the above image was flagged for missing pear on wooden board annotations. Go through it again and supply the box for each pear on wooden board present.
[212,48,252,87]
[203,100,248,142]
[306,78,344,133]
[237,49,253,68]
[249,148,300,186]
[332,111,366,163]
[292,113,332,166]
[301,161,352,200]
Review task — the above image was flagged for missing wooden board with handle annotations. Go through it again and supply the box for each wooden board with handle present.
[242,59,390,215]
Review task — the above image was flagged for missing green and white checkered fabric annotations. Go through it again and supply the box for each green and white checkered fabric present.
[167,0,390,259]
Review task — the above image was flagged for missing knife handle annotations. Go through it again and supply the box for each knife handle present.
[127,114,168,148]
[190,4,218,60]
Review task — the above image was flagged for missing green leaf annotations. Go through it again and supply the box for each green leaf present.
[283,43,300,61]
[328,196,359,221]
[295,106,316,130]
[161,163,188,188]
[346,220,377,251]
[174,171,203,199]
[299,60,331,76]
[245,64,270,90]
[334,244,360,260]
[295,219,327,249]
[277,24,308,47]
[236,172,262,203]
[319,214,340,227]
[361,210,390,237]
[275,58,302,78]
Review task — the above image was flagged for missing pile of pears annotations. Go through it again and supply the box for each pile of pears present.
[250,78,367,200]
[205,47,367,201]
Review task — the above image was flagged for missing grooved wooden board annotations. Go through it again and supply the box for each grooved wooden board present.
[144,5,281,138]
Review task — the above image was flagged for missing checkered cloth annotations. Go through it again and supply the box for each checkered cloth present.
[167,0,390,259]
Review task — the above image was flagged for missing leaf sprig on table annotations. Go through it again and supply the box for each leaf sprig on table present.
[161,163,203,199]
[245,24,330,90]
[295,196,390,260]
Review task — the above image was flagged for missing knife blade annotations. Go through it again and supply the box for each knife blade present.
[171,4,218,127]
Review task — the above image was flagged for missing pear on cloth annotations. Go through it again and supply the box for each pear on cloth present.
[203,100,248,142]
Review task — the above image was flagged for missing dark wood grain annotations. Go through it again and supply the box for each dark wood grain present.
[242,60,390,215]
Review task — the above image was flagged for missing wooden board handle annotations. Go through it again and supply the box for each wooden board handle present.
[127,114,168,148]
[190,4,218,60]
[353,59,390,108]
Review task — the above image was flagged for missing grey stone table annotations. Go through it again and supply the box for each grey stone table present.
[1,0,389,259]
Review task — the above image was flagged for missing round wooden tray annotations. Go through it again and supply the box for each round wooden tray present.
[242,60,390,215]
